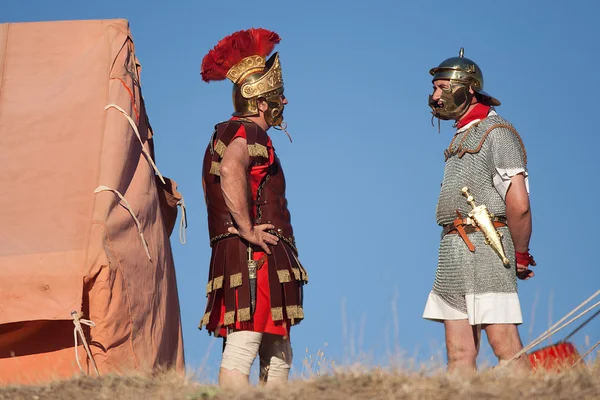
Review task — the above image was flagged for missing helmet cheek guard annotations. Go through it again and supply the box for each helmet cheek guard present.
[429,82,473,121]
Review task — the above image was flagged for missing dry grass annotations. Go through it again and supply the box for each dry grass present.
[1,363,599,400]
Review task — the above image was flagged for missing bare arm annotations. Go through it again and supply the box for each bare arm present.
[220,138,253,233]
[220,137,278,253]
[505,173,534,279]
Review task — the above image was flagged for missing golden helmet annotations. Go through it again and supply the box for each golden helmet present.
[201,28,285,126]
[430,48,500,106]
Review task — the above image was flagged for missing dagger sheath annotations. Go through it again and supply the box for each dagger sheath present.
[247,246,258,316]
[462,187,511,266]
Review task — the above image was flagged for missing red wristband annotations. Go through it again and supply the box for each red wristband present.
[516,250,535,266]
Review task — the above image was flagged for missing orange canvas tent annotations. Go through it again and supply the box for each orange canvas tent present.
[0,19,185,384]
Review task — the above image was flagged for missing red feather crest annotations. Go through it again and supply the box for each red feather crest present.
[201,28,281,82]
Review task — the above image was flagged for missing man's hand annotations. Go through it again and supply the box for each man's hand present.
[516,251,536,280]
[516,264,535,280]
[228,224,279,254]
[220,136,281,254]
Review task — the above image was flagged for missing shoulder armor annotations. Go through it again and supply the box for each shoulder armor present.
[455,116,527,165]
[208,119,270,176]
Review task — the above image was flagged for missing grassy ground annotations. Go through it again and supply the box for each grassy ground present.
[1,363,598,400]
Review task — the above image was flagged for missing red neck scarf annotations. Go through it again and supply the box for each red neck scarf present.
[456,103,491,129]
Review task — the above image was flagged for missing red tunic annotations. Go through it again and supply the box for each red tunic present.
[206,119,289,338]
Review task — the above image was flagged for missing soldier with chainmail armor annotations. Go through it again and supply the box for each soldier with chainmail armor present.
[423,48,536,374]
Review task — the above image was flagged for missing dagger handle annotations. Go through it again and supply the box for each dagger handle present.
[461,187,477,209]
[247,246,257,278]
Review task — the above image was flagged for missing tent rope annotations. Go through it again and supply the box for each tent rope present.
[504,299,600,366]
[72,311,100,377]
[178,197,187,245]
[105,103,188,244]
[94,185,152,261]
[104,104,165,185]
[573,339,600,367]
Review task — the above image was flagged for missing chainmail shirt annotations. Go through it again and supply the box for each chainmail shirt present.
[431,113,527,314]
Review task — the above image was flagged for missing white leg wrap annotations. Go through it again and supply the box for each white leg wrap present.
[259,334,293,385]
[220,330,262,375]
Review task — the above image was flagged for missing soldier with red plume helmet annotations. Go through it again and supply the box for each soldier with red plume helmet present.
[198,28,307,388]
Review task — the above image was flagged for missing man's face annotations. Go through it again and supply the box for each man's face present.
[275,93,288,118]
[258,92,288,127]
[431,79,451,107]
[429,79,475,121]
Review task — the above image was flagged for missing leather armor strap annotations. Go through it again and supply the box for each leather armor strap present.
[442,211,507,252]
[257,254,267,269]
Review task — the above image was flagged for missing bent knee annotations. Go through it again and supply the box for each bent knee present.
[487,327,523,359]
[221,331,262,375]
[447,344,478,364]
[259,335,293,383]
[266,354,291,380]
[489,339,522,360]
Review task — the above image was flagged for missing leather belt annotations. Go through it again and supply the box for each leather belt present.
[442,217,507,236]
[441,211,507,252]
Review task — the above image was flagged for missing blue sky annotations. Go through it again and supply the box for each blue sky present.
[3,0,599,382]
